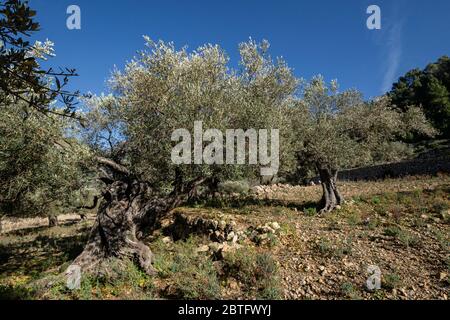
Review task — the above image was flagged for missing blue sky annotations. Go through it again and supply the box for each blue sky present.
[30,0,450,100]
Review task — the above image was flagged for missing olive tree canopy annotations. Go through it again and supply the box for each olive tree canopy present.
[72,38,298,274]
[0,101,93,221]
[290,76,436,213]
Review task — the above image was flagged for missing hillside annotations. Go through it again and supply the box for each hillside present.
[1,175,448,300]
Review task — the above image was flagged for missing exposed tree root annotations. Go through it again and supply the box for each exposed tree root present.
[70,179,160,275]
[69,159,205,277]
[48,215,58,227]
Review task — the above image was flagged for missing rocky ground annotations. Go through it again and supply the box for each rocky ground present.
[0,174,449,300]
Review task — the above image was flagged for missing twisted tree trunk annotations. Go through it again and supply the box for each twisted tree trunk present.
[48,215,58,227]
[71,179,159,275]
[317,165,344,214]
[69,158,204,276]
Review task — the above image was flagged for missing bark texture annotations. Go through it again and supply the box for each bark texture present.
[71,179,161,275]
[69,158,204,276]
[317,166,344,214]
[48,215,58,227]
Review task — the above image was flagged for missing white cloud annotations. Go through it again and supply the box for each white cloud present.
[381,23,403,93]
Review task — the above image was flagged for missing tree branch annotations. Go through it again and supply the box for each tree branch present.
[77,195,99,210]
[96,157,130,175]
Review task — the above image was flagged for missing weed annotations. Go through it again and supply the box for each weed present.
[384,225,401,237]
[432,200,449,214]
[303,207,317,217]
[170,257,220,299]
[315,237,352,259]
[272,206,287,216]
[266,233,279,248]
[316,238,333,257]
[347,211,362,226]
[279,222,296,236]
[0,284,35,300]
[366,216,380,230]
[341,282,362,300]
[384,226,420,248]
[335,237,353,256]
[221,247,282,299]
[372,196,382,205]
[432,229,449,251]
[154,237,221,299]
[325,214,341,231]
[397,230,420,248]
[383,273,402,290]
[43,258,155,300]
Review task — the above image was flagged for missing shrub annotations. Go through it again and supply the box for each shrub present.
[384,226,401,237]
[397,230,421,248]
[303,207,317,217]
[384,226,420,248]
[383,273,402,290]
[341,282,362,300]
[347,211,362,226]
[315,237,352,258]
[432,200,449,214]
[42,258,155,300]
[372,196,382,205]
[218,181,250,196]
[155,237,221,300]
[170,256,221,300]
[222,247,282,299]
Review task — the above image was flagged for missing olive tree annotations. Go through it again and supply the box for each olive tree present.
[0,0,88,229]
[71,38,297,274]
[291,76,436,213]
[0,0,78,116]
[0,101,92,227]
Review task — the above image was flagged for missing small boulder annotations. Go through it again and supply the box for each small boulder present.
[196,244,210,253]
[218,220,227,230]
[162,236,172,244]
[209,242,224,253]
[227,231,236,242]
[271,222,281,231]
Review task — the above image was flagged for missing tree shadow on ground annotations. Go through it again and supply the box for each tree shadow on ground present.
[191,196,319,213]
[2,219,82,237]
[0,226,90,278]
[0,284,34,300]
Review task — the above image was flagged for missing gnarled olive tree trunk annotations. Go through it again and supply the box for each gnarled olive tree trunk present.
[48,215,58,227]
[69,158,203,276]
[317,165,344,214]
